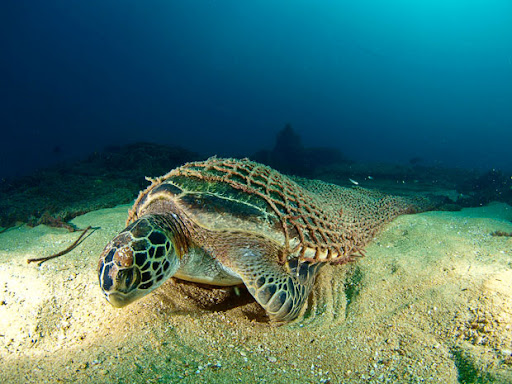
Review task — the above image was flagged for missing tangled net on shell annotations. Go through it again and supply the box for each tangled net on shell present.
[132,158,431,265]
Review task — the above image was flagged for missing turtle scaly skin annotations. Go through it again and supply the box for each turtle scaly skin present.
[98,158,427,322]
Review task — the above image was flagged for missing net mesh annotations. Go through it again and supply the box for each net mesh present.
[144,157,428,264]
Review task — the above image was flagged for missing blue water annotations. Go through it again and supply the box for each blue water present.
[1,0,511,178]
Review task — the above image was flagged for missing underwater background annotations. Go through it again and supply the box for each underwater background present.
[2,0,512,180]
[2,2,512,383]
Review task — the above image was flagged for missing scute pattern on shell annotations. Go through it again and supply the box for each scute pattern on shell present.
[130,157,424,264]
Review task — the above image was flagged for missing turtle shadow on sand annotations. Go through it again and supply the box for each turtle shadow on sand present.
[152,278,269,322]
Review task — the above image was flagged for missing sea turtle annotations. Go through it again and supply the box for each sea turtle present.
[98,158,424,322]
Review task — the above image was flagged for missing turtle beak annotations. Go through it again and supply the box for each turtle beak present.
[99,263,144,307]
[106,292,139,308]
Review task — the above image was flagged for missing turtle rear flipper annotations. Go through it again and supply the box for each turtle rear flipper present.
[217,233,322,322]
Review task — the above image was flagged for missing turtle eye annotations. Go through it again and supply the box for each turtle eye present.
[125,271,132,286]
[117,268,141,293]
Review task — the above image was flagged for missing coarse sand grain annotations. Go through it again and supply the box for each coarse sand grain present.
[0,203,511,383]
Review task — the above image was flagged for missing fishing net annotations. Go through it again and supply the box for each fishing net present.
[136,157,430,264]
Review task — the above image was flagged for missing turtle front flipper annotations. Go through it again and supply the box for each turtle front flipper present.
[216,233,322,322]
[247,258,322,322]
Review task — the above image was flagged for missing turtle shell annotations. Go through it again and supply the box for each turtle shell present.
[127,158,414,264]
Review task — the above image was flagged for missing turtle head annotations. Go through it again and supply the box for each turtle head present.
[98,214,184,307]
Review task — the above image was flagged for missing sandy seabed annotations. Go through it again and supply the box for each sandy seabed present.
[0,203,511,383]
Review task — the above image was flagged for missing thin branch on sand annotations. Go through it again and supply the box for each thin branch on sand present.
[27,226,94,266]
